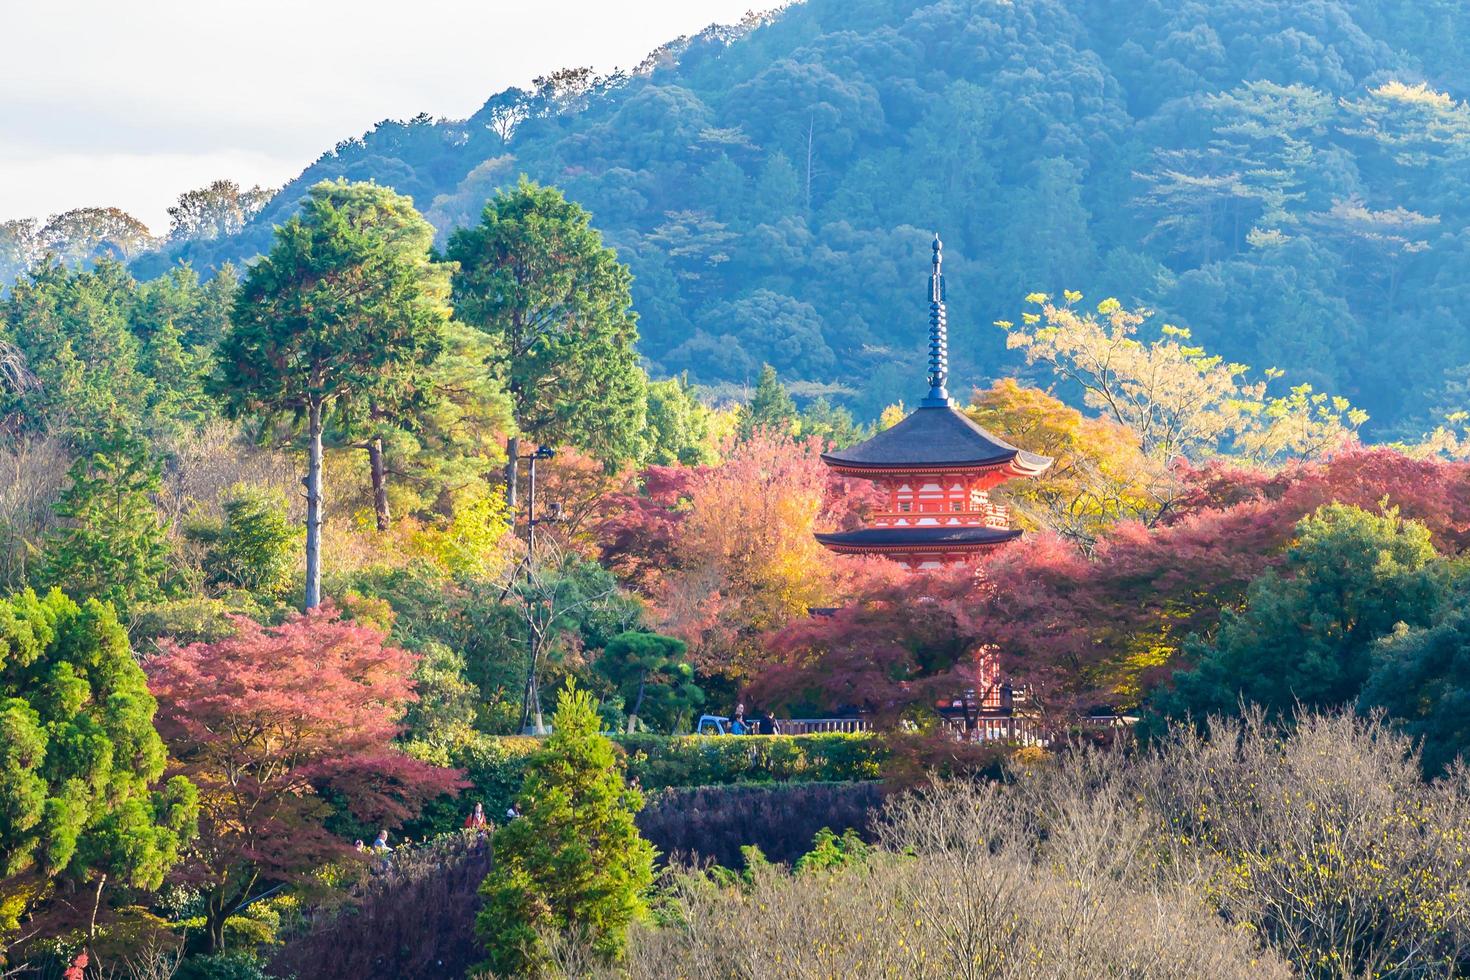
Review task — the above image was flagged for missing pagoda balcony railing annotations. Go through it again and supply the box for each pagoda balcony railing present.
[872,503,1010,528]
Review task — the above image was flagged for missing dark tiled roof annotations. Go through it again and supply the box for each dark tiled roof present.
[822,405,1052,471]
[815,525,1023,548]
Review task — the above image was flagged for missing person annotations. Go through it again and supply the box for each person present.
[464,802,488,832]
[371,829,392,873]
[353,839,366,852]
[505,802,522,821]
[730,716,747,735]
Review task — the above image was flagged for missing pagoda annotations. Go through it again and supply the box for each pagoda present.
[815,235,1052,569]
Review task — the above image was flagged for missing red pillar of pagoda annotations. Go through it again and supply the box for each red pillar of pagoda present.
[815,235,1052,569]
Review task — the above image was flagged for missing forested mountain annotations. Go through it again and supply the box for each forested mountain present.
[58,1,1470,428]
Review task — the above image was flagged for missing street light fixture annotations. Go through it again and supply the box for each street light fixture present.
[519,444,560,734]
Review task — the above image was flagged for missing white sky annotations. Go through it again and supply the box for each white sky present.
[0,0,760,232]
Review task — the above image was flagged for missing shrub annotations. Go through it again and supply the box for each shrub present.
[561,709,1470,979]
[405,732,886,839]
[623,847,1279,979]
[618,732,884,787]
[186,484,297,595]
[270,832,494,980]
[636,782,883,869]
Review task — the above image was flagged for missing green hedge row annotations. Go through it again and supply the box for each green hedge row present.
[617,733,884,788]
[403,733,885,839]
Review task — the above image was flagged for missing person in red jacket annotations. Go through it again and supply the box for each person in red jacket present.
[464,801,488,832]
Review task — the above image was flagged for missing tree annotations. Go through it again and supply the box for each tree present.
[737,364,798,439]
[36,208,154,267]
[662,430,839,678]
[644,375,715,466]
[39,427,169,614]
[186,484,298,596]
[595,631,703,732]
[145,605,460,951]
[1,590,197,959]
[510,542,634,734]
[964,379,1156,545]
[798,396,863,448]
[748,564,979,724]
[378,318,514,524]
[1361,608,1470,776]
[0,219,39,287]
[165,180,272,244]
[999,294,1368,522]
[475,684,654,975]
[215,180,452,608]
[1,259,152,442]
[1155,504,1445,724]
[445,178,648,507]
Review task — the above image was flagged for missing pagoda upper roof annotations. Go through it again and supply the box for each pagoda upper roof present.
[815,525,1023,551]
[821,404,1053,475]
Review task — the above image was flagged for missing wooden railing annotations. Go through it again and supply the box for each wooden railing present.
[777,718,871,735]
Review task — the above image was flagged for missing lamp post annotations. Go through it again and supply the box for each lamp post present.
[519,444,558,734]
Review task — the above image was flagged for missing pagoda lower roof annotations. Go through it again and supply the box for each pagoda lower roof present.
[821,404,1052,475]
[815,525,1023,551]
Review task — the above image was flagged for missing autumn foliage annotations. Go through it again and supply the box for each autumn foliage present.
[752,449,1470,721]
[145,604,462,950]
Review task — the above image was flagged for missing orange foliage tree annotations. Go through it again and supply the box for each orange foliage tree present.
[965,379,1155,546]
[659,429,878,679]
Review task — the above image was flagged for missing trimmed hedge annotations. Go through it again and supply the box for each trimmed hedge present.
[638,781,886,868]
[618,732,884,788]
[409,732,887,839]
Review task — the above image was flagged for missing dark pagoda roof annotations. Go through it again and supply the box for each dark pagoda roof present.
[822,404,1052,475]
[815,525,1023,551]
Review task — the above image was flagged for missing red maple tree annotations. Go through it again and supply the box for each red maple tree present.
[146,604,462,951]
[748,449,1470,723]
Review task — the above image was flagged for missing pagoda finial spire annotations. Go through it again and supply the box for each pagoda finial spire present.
[922,232,950,407]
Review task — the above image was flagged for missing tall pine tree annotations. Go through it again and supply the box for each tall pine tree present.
[445,178,648,506]
[215,181,452,608]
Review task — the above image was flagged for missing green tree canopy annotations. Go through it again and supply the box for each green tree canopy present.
[185,484,298,596]
[644,375,715,466]
[595,631,703,733]
[475,684,654,974]
[214,180,453,608]
[444,177,648,502]
[0,590,198,955]
[1155,503,1445,723]
[738,363,798,439]
[39,427,169,614]
[1361,606,1470,775]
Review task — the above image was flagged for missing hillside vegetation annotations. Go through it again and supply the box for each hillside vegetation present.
[101,0,1470,429]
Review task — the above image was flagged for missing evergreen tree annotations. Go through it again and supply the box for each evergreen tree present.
[799,396,864,448]
[0,590,198,956]
[738,364,798,439]
[39,428,169,613]
[595,631,703,732]
[1361,605,1470,776]
[445,178,648,506]
[1155,504,1444,723]
[215,180,452,608]
[475,684,655,974]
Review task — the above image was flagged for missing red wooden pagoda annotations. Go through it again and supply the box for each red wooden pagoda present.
[815,235,1051,569]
